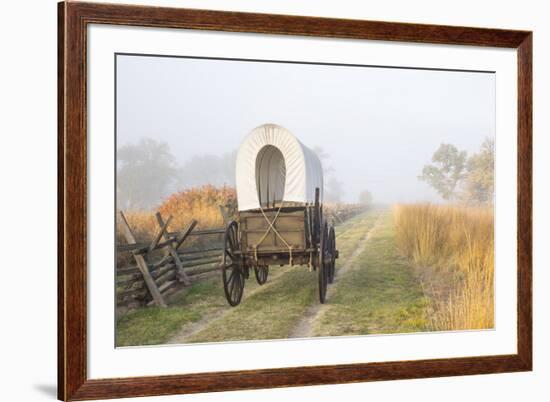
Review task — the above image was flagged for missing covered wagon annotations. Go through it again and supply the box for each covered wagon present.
[221,124,338,306]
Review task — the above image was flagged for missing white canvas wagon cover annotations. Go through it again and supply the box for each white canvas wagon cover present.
[236,124,323,211]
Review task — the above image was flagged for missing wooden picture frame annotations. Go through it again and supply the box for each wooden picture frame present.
[58,1,532,400]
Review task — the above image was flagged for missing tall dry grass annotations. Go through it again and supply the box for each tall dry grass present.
[393,203,494,330]
[158,185,236,230]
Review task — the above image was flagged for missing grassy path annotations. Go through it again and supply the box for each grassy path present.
[311,212,429,336]
[116,209,429,346]
[288,214,384,338]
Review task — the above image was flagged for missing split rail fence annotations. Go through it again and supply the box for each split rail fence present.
[117,210,226,307]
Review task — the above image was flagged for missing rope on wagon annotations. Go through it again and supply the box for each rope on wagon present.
[252,202,294,266]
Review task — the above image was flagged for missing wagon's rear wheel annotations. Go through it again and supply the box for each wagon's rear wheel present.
[318,221,329,304]
[254,265,269,285]
[222,221,245,306]
[328,226,336,284]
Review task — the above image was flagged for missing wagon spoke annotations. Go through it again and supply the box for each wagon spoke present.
[229,268,240,297]
[231,270,241,301]
[227,265,236,284]
[225,248,236,261]
[231,275,238,300]
[228,272,235,296]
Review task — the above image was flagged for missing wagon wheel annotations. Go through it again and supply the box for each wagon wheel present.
[254,265,269,285]
[327,226,336,284]
[222,221,245,307]
[318,221,329,304]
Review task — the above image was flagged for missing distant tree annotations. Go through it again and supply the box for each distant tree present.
[418,143,467,201]
[177,150,236,189]
[359,190,373,205]
[325,177,344,203]
[313,146,342,202]
[463,138,494,204]
[117,138,178,210]
[312,146,334,174]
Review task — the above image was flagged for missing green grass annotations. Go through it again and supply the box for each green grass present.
[116,276,225,346]
[312,213,429,336]
[116,306,201,346]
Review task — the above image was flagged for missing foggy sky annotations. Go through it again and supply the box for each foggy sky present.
[116,54,495,203]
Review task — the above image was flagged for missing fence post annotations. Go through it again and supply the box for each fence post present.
[174,219,198,250]
[119,211,167,307]
[155,213,195,285]
[148,214,173,253]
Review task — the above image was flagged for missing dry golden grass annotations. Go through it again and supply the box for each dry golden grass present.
[158,185,236,231]
[118,185,235,235]
[393,203,494,330]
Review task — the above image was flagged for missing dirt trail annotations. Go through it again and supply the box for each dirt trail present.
[167,266,290,344]
[288,215,383,338]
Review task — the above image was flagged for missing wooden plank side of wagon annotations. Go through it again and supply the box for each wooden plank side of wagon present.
[240,209,306,253]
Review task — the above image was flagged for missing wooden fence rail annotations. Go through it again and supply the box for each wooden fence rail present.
[325,204,367,224]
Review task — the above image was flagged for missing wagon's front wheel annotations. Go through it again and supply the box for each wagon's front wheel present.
[222,221,245,307]
[318,221,329,304]
[254,265,269,285]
